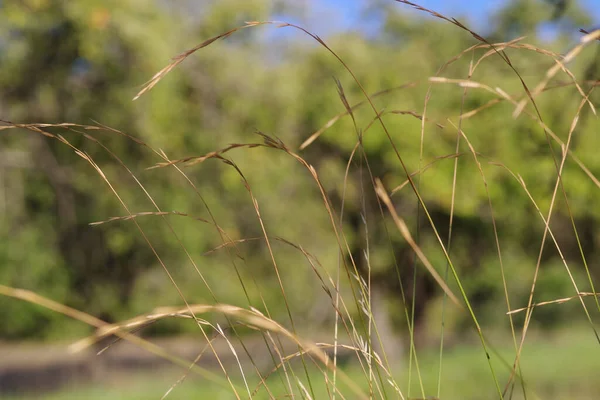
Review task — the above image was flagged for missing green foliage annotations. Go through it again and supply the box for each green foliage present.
[0,0,598,349]
[0,224,70,338]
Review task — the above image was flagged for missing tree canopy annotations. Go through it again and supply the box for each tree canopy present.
[0,0,598,342]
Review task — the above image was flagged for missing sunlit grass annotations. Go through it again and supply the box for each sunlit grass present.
[5,325,598,400]
[1,2,599,400]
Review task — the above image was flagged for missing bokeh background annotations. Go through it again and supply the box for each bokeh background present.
[0,0,599,399]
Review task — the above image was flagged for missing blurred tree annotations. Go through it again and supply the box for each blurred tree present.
[0,0,300,337]
[0,0,182,335]
[0,0,597,345]
[296,0,600,342]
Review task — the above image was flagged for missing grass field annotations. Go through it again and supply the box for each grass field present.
[5,325,598,400]
[1,2,599,400]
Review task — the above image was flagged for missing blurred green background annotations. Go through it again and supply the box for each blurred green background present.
[0,0,599,398]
